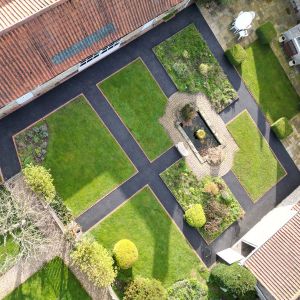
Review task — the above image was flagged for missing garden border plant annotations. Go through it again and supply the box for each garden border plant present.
[98,58,173,161]
[227,110,286,202]
[153,24,237,112]
[13,94,136,217]
[160,159,244,244]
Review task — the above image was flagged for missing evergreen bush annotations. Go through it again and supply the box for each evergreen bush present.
[185,204,206,228]
[113,239,138,269]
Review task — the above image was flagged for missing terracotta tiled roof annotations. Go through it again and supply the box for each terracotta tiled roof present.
[245,202,300,300]
[0,0,182,107]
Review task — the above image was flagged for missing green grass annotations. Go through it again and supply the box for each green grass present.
[19,96,135,216]
[91,187,207,294]
[227,111,285,201]
[99,59,172,160]
[154,24,237,112]
[5,257,90,300]
[238,40,300,123]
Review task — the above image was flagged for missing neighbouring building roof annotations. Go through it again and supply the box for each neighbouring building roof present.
[0,0,182,107]
[244,200,300,300]
[0,0,64,33]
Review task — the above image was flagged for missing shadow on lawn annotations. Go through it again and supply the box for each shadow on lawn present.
[130,189,171,283]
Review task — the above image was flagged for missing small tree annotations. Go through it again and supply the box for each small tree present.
[71,237,116,287]
[23,164,56,203]
[124,277,167,300]
[0,178,60,274]
[185,204,206,228]
[210,263,257,299]
[113,239,138,269]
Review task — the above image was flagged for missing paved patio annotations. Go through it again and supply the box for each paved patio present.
[282,113,300,170]
[198,0,300,96]
[0,4,299,269]
[160,92,238,178]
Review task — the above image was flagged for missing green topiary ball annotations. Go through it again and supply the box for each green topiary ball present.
[113,239,138,269]
[210,263,257,299]
[225,44,247,67]
[256,22,277,44]
[271,117,293,139]
[185,204,206,228]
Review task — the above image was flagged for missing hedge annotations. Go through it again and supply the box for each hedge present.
[113,239,138,269]
[185,204,206,228]
[256,22,277,44]
[225,44,247,66]
[271,117,293,139]
[210,263,256,299]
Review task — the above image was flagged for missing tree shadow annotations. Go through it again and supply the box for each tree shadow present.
[129,187,171,283]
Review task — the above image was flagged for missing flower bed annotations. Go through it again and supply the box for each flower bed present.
[161,160,243,243]
[154,24,237,112]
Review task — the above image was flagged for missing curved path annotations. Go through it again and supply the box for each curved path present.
[0,4,299,266]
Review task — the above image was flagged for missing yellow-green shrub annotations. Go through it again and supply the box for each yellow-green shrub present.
[185,204,206,228]
[23,164,56,202]
[113,239,138,269]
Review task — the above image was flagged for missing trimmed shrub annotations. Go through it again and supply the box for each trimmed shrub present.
[256,22,277,44]
[271,117,293,139]
[168,278,208,300]
[124,277,167,300]
[210,263,256,299]
[225,44,247,66]
[185,204,206,228]
[71,238,116,288]
[113,239,138,269]
[23,164,56,202]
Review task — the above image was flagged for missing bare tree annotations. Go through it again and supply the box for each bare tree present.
[0,177,60,274]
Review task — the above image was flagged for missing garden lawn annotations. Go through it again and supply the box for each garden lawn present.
[238,40,300,123]
[17,96,135,216]
[5,257,90,300]
[161,160,243,243]
[91,187,207,294]
[227,111,285,201]
[99,59,172,160]
[154,24,237,112]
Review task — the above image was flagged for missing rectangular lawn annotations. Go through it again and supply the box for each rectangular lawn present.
[91,187,206,293]
[239,41,300,123]
[98,59,172,160]
[227,111,285,201]
[15,96,135,216]
[5,257,90,300]
[154,24,237,112]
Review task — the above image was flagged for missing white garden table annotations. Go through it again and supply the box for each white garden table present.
[234,12,255,30]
